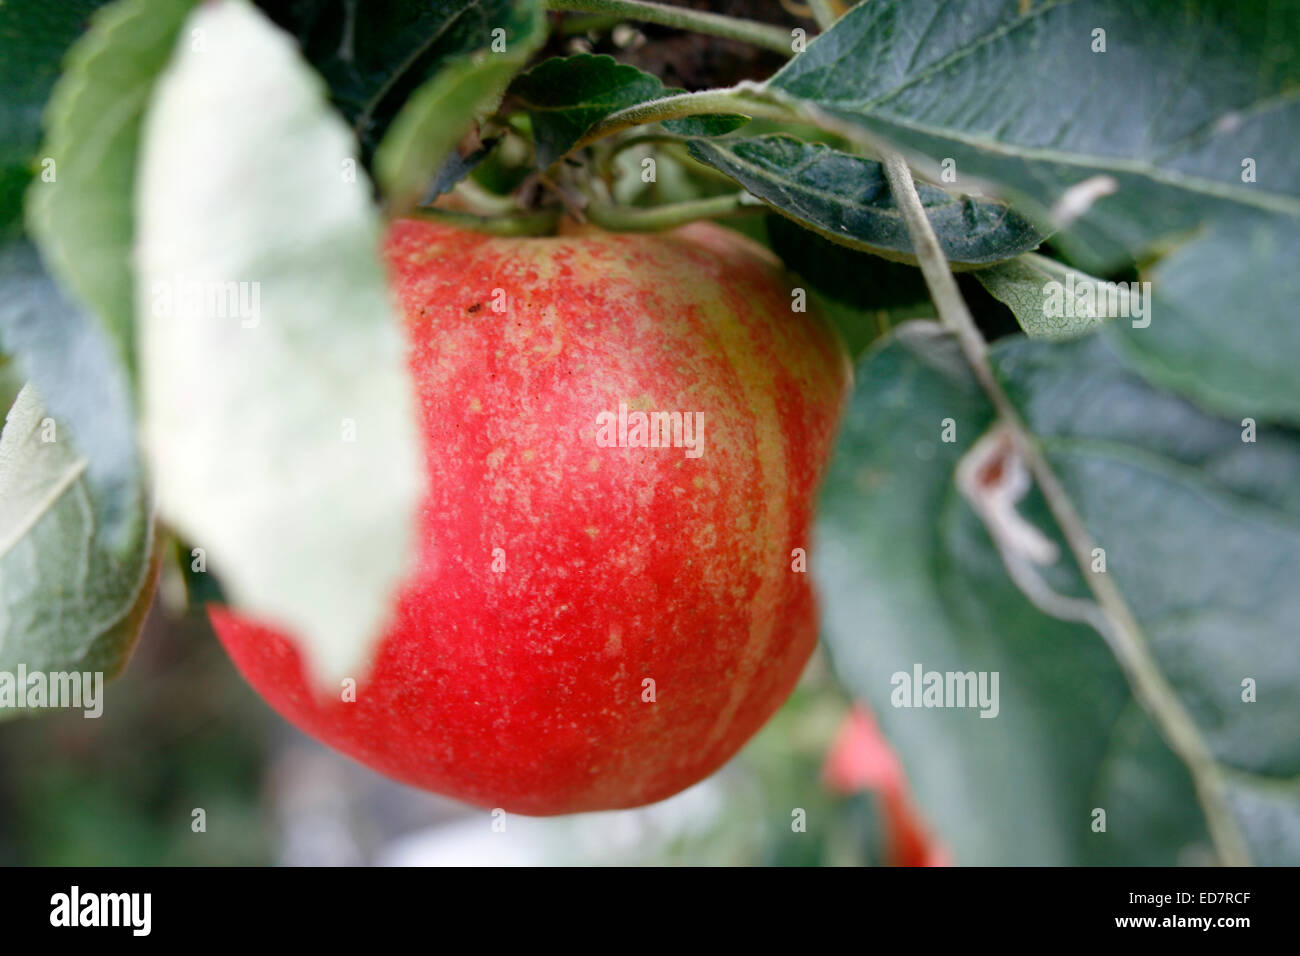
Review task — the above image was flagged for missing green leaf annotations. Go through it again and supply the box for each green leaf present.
[512,54,664,170]
[1103,212,1300,424]
[135,0,422,684]
[256,0,543,159]
[973,253,1109,340]
[995,332,1300,865]
[981,214,1300,424]
[0,240,156,696]
[688,135,1041,266]
[767,0,1300,273]
[0,0,109,238]
[509,53,747,169]
[374,0,544,213]
[816,324,1207,864]
[25,0,196,381]
[818,321,1300,864]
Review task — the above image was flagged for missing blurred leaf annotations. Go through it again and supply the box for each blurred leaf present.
[509,54,747,169]
[1103,213,1300,424]
[375,0,543,213]
[0,387,155,693]
[257,0,543,159]
[973,254,1108,340]
[815,324,1204,864]
[0,242,141,539]
[0,0,109,238]
[689,135,1041,266]
[25,0,196,381]
[0,239,155,692]
[766,0,1300,273]
[817,322,1300,864]
[0,359,21,416]
[996,332,1300,864]
[135,0,421,684]
[980,216,1300,424]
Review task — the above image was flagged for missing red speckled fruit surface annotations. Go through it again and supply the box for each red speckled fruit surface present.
[211,219,851,815]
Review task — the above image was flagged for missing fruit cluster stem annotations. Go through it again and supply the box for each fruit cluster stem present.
[410,206,562,236]
[584,193,761,231]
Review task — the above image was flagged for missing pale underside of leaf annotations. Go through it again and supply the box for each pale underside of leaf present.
[135,0,422,685]
[0,385,155,679]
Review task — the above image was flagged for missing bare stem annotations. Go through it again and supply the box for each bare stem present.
[879,151,1252,868]
[584,193,760,231]
[569,88,795,157]
[807,0,838,30]
[409,205,562,236]
[546,0,795,54]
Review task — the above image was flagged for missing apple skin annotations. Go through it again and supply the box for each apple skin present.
[211,219,851,815]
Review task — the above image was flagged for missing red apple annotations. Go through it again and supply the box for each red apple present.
[211,219,851,815]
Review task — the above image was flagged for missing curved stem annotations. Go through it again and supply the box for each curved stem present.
[555,13,622,35]
[452,178,522,215]
[410,206,562,236]
[583,193,761,231]
[570,87,795,156]
[879,150,1252,868]
[546,0,794,54]
[807,0,838,30]
[596,131,685,180]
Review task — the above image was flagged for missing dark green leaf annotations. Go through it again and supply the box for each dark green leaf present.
[818,322,1300,864]
[257,0,545,159]
[0,0,109,238]
[767,0,1300,273]
[373,0,544,212]
[509,53,746,169]
[816,324,1209,863]
[662,114,748,137]
[1104,212,1300,424]
[688,135,1041,266]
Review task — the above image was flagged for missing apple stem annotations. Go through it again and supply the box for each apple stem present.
[408,206,562,236]
[570,88,791,159]
[583,193,763,231]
